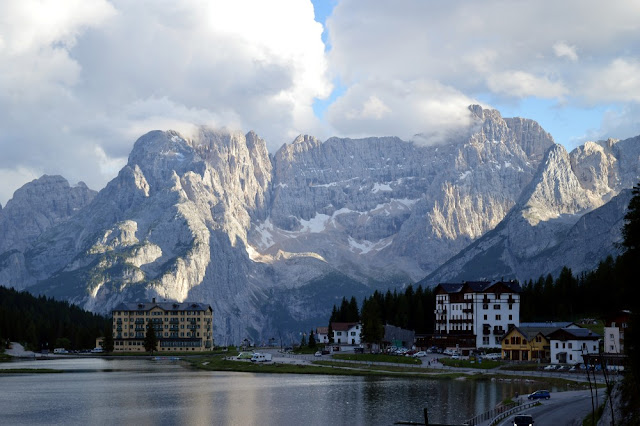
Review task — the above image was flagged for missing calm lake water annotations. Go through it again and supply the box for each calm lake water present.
[0,358,542,425]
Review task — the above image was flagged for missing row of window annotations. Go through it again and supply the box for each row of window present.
[334,331,358,336]
[554,341,597,351]
[114,310,209,316]
[118,331,204,338]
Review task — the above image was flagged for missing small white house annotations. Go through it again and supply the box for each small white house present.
[331,322,361,345]
[547,327,600,365]
[315,327,330,344]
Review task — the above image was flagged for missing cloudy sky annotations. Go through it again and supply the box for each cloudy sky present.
[1,0,639,205]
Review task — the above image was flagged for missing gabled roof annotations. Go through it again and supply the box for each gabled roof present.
[331,322,360,331]
[502,325,551,343]
[113,300,212,312]
[434,280,522,295]
[547,327,600,341]
[518,322,577,337]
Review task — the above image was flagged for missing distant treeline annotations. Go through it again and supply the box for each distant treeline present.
[520,256,634,322]
[330,285,435,335]
[0,286,110,351]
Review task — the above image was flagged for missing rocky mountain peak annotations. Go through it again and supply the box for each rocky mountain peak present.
[0,175,96,253]
[519,144,591,226]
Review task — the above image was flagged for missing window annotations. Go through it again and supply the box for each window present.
[509,315,512,320]
[484,315,488,320]
[509,304,512,310]
[556,343,559,348]
[495,337,501,344]
[483,304,488,309]
[350,332,356,336]
[568,343,572,349]
[496,315,501,320]
[494,304,500,310]
[483,337,489,345]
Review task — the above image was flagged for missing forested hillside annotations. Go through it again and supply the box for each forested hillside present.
[0,287,110,351]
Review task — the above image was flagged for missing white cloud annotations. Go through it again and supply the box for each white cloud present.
[325,0,640,138]
[487,71,568,99]
[0,0,331,205]
[582,58,640,103]
[327,79,476,143]
[553,42,579,62]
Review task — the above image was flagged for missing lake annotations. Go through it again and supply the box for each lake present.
[0,358,542,425]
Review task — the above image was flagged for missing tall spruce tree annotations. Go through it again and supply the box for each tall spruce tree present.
[144,320,158,353]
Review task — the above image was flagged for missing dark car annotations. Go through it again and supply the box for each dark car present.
[528,390,551,400]
[513,414,534,425]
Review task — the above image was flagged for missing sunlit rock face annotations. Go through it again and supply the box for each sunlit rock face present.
[1,106,638,343]
[424,135,640,285]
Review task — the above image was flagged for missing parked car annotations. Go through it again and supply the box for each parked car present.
[91,347,104,353]
[543,364,557,370]
[513,414,535,425]
[528,390,551,400]
[484,352,502,360]
[314,351,323,357]
[451,354,460,360]
[413,351,427,358]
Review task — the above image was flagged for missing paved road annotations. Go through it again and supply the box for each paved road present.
[494,390,598,426]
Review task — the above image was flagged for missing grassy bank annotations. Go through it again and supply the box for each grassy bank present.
[332,353,421,365]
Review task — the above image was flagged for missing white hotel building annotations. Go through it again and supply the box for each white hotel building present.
[433,281,522,350]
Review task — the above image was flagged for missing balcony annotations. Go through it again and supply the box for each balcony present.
[463,308,473,313]
[135,319,145,324]
[435,308,447,315]
[483,328,491,335]
[493,328,505,336]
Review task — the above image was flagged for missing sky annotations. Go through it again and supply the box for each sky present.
[1,0,640,205]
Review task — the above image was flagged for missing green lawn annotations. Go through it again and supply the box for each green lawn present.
[332,353,421,365]
[440,357,502,369]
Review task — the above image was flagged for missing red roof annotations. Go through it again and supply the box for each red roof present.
[331,322,359,331]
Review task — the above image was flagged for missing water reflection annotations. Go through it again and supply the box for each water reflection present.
[0,359,548,425]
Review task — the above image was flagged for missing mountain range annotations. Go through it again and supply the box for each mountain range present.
[1,105,638,343]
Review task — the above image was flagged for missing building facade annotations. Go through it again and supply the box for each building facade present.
[501,326,550,361]
[331,322,361,345]
[112,298,213,352]
[433,281,522,350]
[315,327,330,344]
[548,327,600,364]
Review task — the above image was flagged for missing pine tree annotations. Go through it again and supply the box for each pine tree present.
[144,320,158,353]
[103,325,114,353]
[308,329,316,348]
[361,298,384,348]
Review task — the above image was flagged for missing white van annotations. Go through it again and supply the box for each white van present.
[250,353,272,362]
[53,348,68,354]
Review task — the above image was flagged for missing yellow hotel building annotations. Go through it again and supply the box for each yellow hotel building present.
[112,298,213,352]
